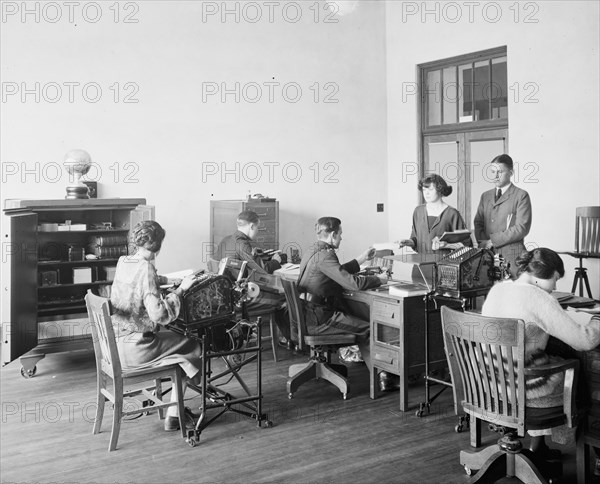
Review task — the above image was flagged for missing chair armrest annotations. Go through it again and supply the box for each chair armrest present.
[525,358,579,428]
[523,358,579,376]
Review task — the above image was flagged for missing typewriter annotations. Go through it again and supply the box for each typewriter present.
[168,272,247,351]
[434,247,497,299]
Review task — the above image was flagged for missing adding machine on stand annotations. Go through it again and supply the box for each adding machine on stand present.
[415,247,508,423]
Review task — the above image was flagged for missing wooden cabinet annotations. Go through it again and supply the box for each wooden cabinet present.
[1,198,153,374]
[369,294,446,412]
[209,199,279,253]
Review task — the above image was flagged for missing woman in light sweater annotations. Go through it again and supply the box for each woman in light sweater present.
[482,247,600,457]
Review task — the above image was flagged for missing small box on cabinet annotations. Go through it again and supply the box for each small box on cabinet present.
[39,270,59,286]
[73,267,92,284]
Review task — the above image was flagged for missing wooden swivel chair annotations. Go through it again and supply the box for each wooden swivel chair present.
[441,306,579,483]
[85,290,187,451]
[219,257,279,362]
[559,206,600,298]
[281,279,356,399]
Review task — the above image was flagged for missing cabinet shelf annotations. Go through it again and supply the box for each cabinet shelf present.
[38,281,112,290]
[37,229,129,235]
[38,258,120,267]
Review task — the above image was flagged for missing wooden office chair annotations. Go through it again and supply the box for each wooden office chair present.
[85,290,186,451]
[281,279,356,399]
[441,306,579,483]
[219,257,279,362]
[559,206,600,298]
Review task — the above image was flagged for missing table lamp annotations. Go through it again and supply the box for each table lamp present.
[63,149,92,199]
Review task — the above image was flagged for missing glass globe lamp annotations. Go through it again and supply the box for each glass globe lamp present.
[63,149,92,199]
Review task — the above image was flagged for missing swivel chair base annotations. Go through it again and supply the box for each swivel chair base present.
[287,356,349,399]
[460,433,562,484]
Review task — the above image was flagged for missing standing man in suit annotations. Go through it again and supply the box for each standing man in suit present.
[215,210,290,344]
[474,154,532,277]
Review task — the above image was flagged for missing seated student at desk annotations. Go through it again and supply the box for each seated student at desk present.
[482,247,600,458]
[297,217,388,373]
[397,174,470,284]
[214,210,290,344]
[110,220,201,431]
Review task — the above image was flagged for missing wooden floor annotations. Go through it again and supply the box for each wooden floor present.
[0,344,589,484]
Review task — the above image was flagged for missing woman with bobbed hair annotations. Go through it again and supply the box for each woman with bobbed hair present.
[397,174,470,284]
[110,220,201,431]
[399,174,469,254]
[482,247,600,456]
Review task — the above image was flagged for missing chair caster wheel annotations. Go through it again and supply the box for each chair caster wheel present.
[187,437,197,447]
[263,420,273,428]
[288,393,293,399]
[455,424,463,433]
[415,410,424,418]
[20,366,37,378]
[463,465,472,476]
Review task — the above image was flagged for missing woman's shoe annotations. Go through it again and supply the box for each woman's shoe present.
[163,408,197,431]
[164,416,180,431]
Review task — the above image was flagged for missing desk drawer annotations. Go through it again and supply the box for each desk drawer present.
[372,299,402,325]
[373,344,399,372]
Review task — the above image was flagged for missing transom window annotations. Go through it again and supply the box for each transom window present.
[422,46,508,130]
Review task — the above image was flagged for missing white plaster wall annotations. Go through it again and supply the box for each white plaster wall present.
[1,0,388,272]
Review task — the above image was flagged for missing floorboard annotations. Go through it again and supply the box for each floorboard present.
[0,345,589,483]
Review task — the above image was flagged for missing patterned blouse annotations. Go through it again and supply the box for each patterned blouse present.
[110,253,181,336]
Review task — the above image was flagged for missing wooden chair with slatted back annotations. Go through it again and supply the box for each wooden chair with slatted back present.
[559,206,600,298]
[281,279,356,400]
[441,306,579,483]
[85,290,186,451]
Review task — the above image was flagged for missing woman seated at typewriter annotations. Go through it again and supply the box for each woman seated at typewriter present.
[111,220,201,431]
[397,174,471,284]
[482,247,600,458]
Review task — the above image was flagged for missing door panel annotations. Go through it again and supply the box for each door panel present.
[466,134,507,227]
[425,139,460,211]
[1,213,38,363]
[423,129,508,229]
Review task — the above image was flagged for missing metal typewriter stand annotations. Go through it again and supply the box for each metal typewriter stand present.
[415,290,487,431]
[172,316,273,447]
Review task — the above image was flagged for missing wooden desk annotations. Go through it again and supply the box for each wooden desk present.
[355,287,446,413]
[273,265,447,411]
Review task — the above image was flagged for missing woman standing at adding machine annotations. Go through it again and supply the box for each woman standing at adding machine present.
[111,220,201,431]
[398,174,470,283]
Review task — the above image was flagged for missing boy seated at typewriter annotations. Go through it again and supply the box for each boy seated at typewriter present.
[214,210,291,346]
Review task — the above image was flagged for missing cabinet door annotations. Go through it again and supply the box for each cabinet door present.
[1,213,38,363]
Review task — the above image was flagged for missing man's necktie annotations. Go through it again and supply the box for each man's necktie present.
[495,189,502,203]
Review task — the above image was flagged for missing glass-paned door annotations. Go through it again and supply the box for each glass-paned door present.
[423,130,508,228]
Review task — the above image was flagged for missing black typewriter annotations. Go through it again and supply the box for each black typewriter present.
[167,272,247,351]
[434,247,497,299]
